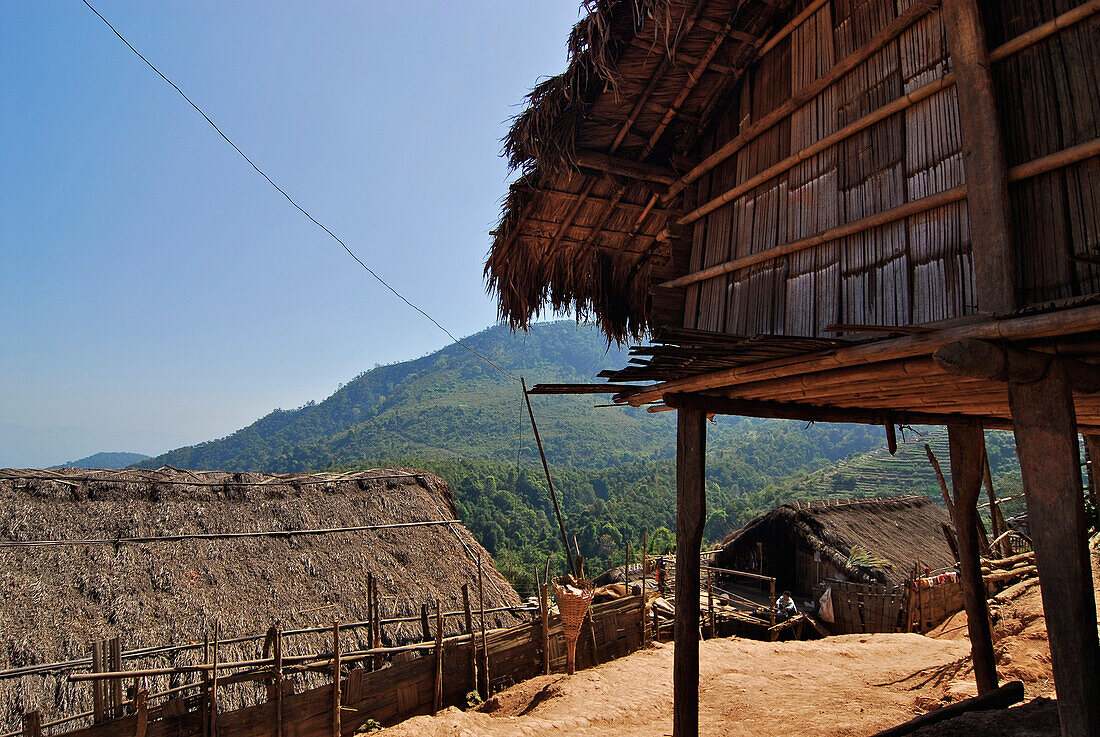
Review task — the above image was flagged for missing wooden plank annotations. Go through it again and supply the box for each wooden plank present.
[1008,363,1100,736]
[674,407,707,737]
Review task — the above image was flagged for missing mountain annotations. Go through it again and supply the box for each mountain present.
[51,451,152,469]
[138,321,882,474]
[134,321,892,589]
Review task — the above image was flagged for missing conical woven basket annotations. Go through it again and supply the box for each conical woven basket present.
[553,579,593,675]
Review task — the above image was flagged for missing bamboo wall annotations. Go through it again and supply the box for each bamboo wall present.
[24,597,646,737]
[681,0,1100,336]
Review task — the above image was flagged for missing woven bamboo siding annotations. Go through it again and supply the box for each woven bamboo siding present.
[683,0,1098,337]
[983,1,1100,305]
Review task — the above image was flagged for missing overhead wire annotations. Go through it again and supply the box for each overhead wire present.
[79,0,518,383]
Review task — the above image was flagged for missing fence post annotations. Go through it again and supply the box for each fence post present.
[462,583,477,692]
[332,620,341,737]
[21,711,41,737]
[432,602,444,715]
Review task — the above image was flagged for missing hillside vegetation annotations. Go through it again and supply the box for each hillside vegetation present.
[137,321,935,588]
[51,451,151,469]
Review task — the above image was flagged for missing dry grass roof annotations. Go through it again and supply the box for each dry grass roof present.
[486,0,792,342]
[716,495,957,587]
[0,467,522,731]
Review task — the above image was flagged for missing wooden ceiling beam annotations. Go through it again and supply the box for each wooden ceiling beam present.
[573,150,677,187]
[934,339,1100,392]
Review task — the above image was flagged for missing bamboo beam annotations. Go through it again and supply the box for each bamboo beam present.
[935,339,1100,392]
[674,407,706,737]
[947,424,999,694]
[573,150,677,187]
[943,0,1015,313]
[677,74,955,225]
[620,303,1100,406]
[987,0,1100,63]
[757,0,829,56]
[1008,364,1100,736]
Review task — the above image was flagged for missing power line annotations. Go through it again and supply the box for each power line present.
[79,0,519,382]
[0,519,461,548]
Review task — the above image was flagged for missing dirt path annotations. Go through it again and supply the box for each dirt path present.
[380,634,969,737]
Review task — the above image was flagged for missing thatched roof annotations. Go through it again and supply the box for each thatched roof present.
[486,0,793,342]
[715,495,957,587]
[0,468,522,730]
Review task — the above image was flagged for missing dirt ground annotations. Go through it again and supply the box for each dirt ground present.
[379,539,1099,737]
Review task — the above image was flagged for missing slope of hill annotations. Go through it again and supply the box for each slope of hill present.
[139,322,882,474]
[51,451,151,469]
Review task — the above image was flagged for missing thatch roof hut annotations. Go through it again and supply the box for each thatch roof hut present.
[714,495,956,594]
[0,467,523,732]
[489,0,1100,728]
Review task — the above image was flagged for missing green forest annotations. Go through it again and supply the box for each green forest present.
[137,320,1045,594]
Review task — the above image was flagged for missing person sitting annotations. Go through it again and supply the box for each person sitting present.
[775,591,798,620]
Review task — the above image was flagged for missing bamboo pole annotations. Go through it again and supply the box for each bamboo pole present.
[623,304,1100,406]
[925,444,957,522]
[331,621,341,737]
[432,602,443,715]
[522,377,576,577]
[477,550,490,699]
[274,627,283,737]
[209,625,218,737]
[462,584,477,691]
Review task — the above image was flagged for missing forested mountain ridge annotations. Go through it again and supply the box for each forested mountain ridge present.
[140,322,881,473]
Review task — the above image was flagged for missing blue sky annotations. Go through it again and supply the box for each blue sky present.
[0,1,581,465]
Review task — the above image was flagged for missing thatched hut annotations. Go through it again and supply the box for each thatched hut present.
[488,0,1100,731]
[0,467,523,733]
[715,495,955,594]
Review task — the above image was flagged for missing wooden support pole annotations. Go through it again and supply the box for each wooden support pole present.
[109,637,122,719]
[522,377,576,577]
[331,621,340,737]
[641,530,649,645]
[942,0,1015,313]
[462,583,478,689]
[200,634,209,737]
[707,570,714,637]
[1008,364,1100,736]
[983,450,1007,558]
[366,573,373,665]
[91,641,106,724]
[947,423,998,695]
[209,625,219,737]
[477,550,490,699]
[674,407,706,737]
[134,691,147,737]
[540,579,550,675]
[925,444,957,522]
[21,711,41,737]
[274,627,283,737]
[371,578,381,649]
[421,604,431,644]
[432,602,444,716]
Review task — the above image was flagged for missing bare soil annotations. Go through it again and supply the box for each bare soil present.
[379,539,1100,737]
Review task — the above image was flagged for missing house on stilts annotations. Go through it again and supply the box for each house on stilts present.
[486,0,1100,734]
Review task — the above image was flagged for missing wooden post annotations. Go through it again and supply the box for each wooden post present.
[641,531,649,645]
[625,541,631,590]
[372,578,381,648]
[200,633,209,737]
[947,423,998,695]
[21,711,41,737]
[1008,364,1100,736]
[274,627,283,737]
[706,569,714,638]
[942,0,1015,314]
[209,625,219,737]
[134,691,148,737]
[421,604,431,644]
[433,602,444,715]
[925,444,957,522]
[541,581,551,674]
[477,550,490,699]
[983,450,1007,558]
[674,406,706,737]
[522,377,576,576]
[769,580,776,627]
[109,637,122,719]
[462,583,478,690]
[331,620,341,737]
[366,572,374,667]
[91,640,106,724]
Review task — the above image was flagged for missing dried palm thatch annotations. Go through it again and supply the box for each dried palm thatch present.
[715,495,956,588]
[0,467,522,732]
[486,0,793,342]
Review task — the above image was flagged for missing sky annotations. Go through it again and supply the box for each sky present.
[0,1,582,466]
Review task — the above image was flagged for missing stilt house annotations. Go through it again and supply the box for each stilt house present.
[486,0,1100,734]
